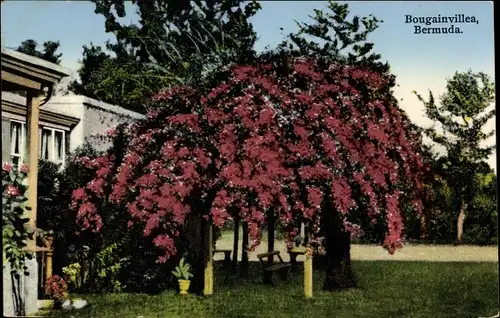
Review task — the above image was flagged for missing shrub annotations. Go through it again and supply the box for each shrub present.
[2,162,35,277]
[45,275,69,301]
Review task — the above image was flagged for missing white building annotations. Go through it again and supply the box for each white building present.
[1,91,145,168]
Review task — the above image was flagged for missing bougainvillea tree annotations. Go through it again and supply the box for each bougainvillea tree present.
[71,55,426,292]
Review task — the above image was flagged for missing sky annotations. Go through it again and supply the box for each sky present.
[1,1,496,169]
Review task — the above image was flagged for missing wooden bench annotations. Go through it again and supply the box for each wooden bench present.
[213,249,232,268]
[288,247,306,271]
[256,251,291,284]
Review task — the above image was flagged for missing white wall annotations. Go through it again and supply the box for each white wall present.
[42,97,85,153]
[3,258,38,316]
[44,95,145,153]
[81,103,141,152]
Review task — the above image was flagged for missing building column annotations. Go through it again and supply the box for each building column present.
[25,91,41,251]
[25,92,42,314]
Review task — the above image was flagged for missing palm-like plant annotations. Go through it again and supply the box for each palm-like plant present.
[171,257,193,281]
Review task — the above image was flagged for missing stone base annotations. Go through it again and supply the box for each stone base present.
[3,258,38,316]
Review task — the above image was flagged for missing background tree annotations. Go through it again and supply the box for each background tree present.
[16,39,62,64]
[68,0,261,114]
[414,70,496,243]
[277,2,391,83]
[68,43,169,114]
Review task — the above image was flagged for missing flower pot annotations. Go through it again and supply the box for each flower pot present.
[178,279,190,295]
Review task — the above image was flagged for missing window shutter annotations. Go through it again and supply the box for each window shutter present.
[2,118,11,163]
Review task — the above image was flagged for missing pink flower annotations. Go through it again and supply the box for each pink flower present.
[45,275,68,301]
[105,127,117,137]
[96,167,111,178]
[6,185,20,197]
[19,164,29,174]
[2,162,12,172]
[72,188,87,201]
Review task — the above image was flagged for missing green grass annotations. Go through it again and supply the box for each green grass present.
[40,261,498,318]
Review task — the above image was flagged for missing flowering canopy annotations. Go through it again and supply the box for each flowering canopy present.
[71,57,425,262]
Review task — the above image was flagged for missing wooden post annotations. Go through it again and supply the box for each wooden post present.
[25,92,41,251]
[231,215,240,272]
[267,210,275,259]
[240,222,249,277]
[44,235,54,281]
[45,251,53,281]
[304,226,312,298]
[263,209,275,284]
[304,246,313,299]
[203,221,213,296]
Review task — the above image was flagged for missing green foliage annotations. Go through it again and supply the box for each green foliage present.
[463,170,497,245]
[2,165,35,277]
[62,262,82,290]
[69,0,261,113]
[62,243,125,292]
[38,160,63,232]
[16,39,63,64]
[172,257,193,281]
[420,162,497,244]
[414,70,495,180]
[277,1,391,82]
[414,70,496,242]
[68,44,172,114]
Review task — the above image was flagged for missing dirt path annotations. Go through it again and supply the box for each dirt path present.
[214,238,498,263]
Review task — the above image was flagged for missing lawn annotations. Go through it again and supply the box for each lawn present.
[40,260,498,318]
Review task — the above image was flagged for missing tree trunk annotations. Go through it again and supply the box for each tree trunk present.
[263,210,275,284]
[323,212,356,291]
[231,215,240,273]
[267,210,275,259]
[212,225,217,251]
[240,222,249,278]
[183,213,205,295]
[456,198,467,244]
[419,212,428,239]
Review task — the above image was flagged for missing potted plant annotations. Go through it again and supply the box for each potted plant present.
[171,257,193,295]
[45,275,69,309]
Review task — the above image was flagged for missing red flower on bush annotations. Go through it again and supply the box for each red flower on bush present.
[70,57,427,262]
[19,164,29,174]
[45,275,68,301]
[6,185,20,197]
[2,162,13,172]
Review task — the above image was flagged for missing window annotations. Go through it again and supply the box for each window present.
[10,121,25,168]
[40,128,53,160]
[39,127,66,166]
[55,131,64,163]
[8,122,66,168]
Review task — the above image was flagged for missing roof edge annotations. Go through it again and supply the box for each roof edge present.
[1,46,70,77]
